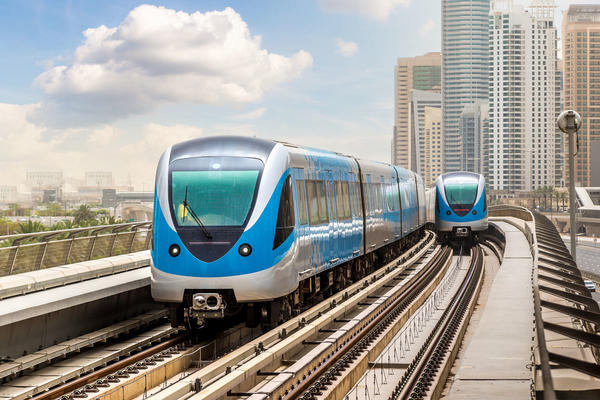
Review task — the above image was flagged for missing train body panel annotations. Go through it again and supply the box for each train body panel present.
[150,136,429,327]
[394,166,419,236]
[435,172,488,240]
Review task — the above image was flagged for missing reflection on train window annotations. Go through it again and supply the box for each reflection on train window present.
[342,182,351,219]
[307,180,329,225]
[307,181,319,225]
[295,180,308,225]
[316,181,328,223]
[171,170,259,227]
[335,182,344,219]
[273,176,295,249]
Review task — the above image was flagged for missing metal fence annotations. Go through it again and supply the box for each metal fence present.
[0,222,152,277]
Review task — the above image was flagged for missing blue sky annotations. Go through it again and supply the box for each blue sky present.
[0,0,589,189]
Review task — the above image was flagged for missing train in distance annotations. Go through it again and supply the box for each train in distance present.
[433,171,488,244]
[149,136,485,330]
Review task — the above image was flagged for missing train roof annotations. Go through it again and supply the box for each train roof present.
[169,135,414,176]
[439,171,482,183]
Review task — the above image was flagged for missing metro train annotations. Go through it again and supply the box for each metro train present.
[434,172,488,243]
[150,136,433,330]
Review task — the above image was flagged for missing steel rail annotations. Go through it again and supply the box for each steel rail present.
[390,246,483,400]
[158,231,438,400]
[281,246,453,400]
[34,334,188,400]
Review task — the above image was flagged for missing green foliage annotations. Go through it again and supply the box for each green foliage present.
[16,220,47,234]
[37,202,66,217]
[72,205,97,226]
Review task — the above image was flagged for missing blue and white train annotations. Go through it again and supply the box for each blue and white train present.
[151,136,431,329]
[434,172,487,242]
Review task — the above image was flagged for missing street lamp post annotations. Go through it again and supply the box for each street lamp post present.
[557,110,582,261]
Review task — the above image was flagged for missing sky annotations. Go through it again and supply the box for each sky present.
[0,0,594,190]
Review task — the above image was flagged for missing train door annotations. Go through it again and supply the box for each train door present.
[324,170,338,267]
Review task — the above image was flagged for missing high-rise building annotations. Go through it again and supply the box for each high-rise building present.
[562,5,600,186]
[393,52,441,168]
[459,101,488,174]
[409,90,442,176]
[85,171,113,187]
[0,186,17,204]
[488,0,559,191]
[26,171,63,189]
[423,107,443,187]
[442,0,489,173]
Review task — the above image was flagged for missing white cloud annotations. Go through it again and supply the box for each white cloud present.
[33,5,313,126]
[319,0,411,20]
[336,39,359,57]
[0,103,201,189]
[418,20,435,36]
[232,107,267,120]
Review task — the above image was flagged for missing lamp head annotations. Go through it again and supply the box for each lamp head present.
[557,110,582,134]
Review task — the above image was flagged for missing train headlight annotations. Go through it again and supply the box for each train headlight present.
[446,210,451,215]
[169,244,181,257]
[472,210,477,215]
[238,243,252,257]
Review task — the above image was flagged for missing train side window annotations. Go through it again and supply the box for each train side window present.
[316,181,329,224]
[327,181,336,221]
[296,180,308,225]
[342,182,351,219]
[365,183,372,216]
[307,181,320,225]
[356,182,363,218]
[335,182,344,219]
[273,176,295,249]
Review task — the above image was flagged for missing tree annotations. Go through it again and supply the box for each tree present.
[16,220,46,234]
[72,205,97,226]
[38,202,66,217]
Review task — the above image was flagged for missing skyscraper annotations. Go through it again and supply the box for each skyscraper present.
[562,5,600,186]
[459,101,487,173]
[393,52,441,168]
[488,0,559,191]
[423,106,443,186]
[442,0,489,173]
[409,89,442,176]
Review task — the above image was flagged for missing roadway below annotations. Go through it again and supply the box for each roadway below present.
[562,237,600,303]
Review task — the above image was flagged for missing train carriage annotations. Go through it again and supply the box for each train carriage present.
[151,136,431,329]
[434,171,488,242]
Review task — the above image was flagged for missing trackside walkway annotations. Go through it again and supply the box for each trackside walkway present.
[447,221,534,398]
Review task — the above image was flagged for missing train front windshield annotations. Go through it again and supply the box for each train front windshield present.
[443,176,479,216]
[170,157,262,227]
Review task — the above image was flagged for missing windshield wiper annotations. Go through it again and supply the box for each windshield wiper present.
[183,186,213,240]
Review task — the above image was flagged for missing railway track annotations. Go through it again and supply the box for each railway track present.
[10,231,439,400]
[388,245,484,400]
[141,231,443,400]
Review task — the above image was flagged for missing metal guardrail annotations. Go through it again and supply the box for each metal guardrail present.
[488,204,533,221]
[0,222,152,277]
[492,204,600,398]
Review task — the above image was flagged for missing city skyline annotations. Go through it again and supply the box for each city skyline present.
[0,0,596,192]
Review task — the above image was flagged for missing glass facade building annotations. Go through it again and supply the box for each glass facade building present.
[442,0,490,173]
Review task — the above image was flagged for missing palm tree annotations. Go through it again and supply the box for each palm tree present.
[560,191,568,211]
[17,220,46,234]
[72,205,96,226]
